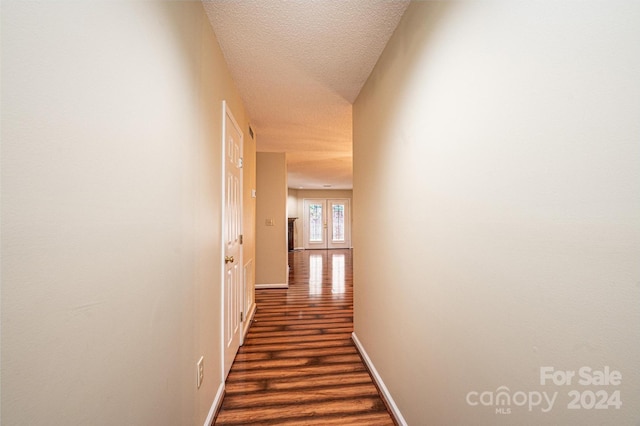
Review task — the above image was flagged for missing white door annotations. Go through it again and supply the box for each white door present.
[327,199,350,249]
[222,101,243,380]
[303,199,350,249]
[303,199,327,249]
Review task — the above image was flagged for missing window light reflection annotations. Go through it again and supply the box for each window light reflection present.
[331,254,345,295]
[309,254,322,295]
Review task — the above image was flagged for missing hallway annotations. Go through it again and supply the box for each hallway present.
[215,249,394,425]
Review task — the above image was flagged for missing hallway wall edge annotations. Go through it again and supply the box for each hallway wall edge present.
[352,332,408,426]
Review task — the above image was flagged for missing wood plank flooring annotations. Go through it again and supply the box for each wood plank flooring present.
[214,249,395,426]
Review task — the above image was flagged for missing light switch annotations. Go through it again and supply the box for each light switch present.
[265,219,274,226]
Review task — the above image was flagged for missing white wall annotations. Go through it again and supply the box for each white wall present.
[353,2,640,425]
[1,2,251,424]
[255,153,288,286]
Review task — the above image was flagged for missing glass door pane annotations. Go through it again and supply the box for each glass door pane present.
[331,204,345,242]
[309,203,323,243]
[327,199,350,249]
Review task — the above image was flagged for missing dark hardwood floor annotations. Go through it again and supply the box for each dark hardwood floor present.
[214,249,395,425]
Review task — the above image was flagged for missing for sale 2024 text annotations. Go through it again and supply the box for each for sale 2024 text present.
[540,366,622,410]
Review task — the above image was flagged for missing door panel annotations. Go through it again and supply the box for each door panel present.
[327,199,350,249]
[305,200,326,248]
[223,102,243,380]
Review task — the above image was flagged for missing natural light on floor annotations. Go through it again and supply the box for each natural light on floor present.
[309,254,323,295]
[332,254,345,295]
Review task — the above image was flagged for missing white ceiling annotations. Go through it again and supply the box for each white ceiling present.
[203,0,410,189]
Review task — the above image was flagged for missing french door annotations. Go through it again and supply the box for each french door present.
[303,199,351,249]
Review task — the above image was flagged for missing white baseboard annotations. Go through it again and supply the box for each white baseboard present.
[204,381,225,426]
[255,283,288,289]
[351,332,407,426]
[256,267,289,289]
[242,302,257,342]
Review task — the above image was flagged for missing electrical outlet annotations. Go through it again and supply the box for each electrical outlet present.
[196,356,204,389]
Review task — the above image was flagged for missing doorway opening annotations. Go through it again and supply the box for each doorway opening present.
[302,198,351,250]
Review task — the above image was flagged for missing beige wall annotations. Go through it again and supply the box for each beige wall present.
[243,131,257,328]
[256,153,288,286]
[288,189,353,249]
[353,1,640,425]
[287,188,299,218]
[286,189,299,249]
[1,1,253,425]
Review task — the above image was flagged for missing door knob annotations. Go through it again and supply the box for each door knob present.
[225,256,234,264]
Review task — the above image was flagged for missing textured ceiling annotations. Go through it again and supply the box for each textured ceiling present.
[203,0,410,189]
